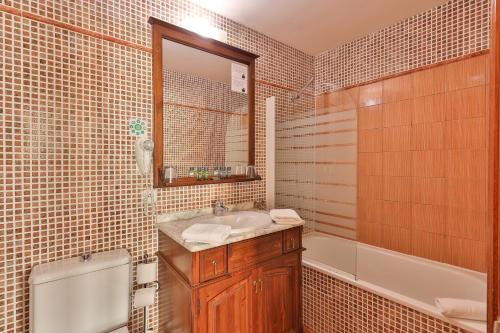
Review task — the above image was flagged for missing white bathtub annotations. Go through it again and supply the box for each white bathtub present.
[302,232,487,333]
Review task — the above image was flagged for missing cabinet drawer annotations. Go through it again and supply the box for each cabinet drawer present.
[228,232,283,272]
[283,228,301,253]
[199,246,227,282]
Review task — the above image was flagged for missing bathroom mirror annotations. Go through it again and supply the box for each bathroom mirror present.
[149,17,259,188]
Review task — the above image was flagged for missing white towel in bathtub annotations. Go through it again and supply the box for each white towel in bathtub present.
[435,298,486,321]
[181,224,231,245]
[269,209,304,225]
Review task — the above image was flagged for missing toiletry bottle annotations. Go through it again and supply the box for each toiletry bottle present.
[213,167,220,180]
[195,167,201,180]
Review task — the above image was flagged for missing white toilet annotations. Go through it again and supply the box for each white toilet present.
[29,249,131,333]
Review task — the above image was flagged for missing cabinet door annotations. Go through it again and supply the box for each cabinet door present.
[255,254,301,333]
[197,271,253,333]
[158,255,193,333]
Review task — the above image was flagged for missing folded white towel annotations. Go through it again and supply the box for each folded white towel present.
[270,209,304,225]
[435,298,486,321]
[270,209,301,220]
[181,224,232,245]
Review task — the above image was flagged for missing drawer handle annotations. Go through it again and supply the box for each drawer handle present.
[291,238,295,249]
[253,280,258,294]
[211,260,217,274]
[259,279,263,292]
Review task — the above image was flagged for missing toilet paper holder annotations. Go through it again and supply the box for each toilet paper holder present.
[138,253,160,291]
[136,253,160,333]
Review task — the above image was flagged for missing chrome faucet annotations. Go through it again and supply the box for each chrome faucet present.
[213,200,228,216]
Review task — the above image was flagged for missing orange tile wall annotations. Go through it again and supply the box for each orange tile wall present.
[356,54,489,272]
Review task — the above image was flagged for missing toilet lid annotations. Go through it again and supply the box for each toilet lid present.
[110,327,128,333]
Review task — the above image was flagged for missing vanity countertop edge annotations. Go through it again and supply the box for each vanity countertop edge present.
[156,211,304,253]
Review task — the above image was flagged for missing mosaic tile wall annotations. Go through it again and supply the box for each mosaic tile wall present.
[163,69,249,177]
[0,1,314,333]
[164,69,248,114]
[315,0,491,94]
[1,0,492,332]
[303,265,473,333]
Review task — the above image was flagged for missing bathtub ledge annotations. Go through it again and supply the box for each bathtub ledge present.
[302,259,486,333]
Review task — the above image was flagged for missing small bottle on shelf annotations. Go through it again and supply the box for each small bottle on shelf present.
[195,167,201,180]
[220,166,227,179]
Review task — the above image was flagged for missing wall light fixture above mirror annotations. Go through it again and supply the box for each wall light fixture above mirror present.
[148,17,260,188]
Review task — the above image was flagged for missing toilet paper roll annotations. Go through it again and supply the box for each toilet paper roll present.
[133,287,156,308]
[137,262,157,284]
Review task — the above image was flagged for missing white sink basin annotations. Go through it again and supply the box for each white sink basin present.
[191,211,273,235]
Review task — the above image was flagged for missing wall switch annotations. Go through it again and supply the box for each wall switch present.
[142,189,157,205]
[142,189,157,216]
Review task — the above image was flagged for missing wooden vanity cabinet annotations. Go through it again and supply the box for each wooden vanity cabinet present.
[158,227,303,333]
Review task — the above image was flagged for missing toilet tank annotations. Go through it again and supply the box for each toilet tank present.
[29,249,131,333]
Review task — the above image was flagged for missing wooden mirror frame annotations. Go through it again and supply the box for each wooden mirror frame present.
[148,17,259,188]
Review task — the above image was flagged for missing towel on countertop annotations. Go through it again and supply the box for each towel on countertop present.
[269,209,304,225]
[181,223,232,245]
[435,298,486,321]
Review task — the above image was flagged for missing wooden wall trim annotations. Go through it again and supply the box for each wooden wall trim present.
[3,4,488,101]
[488,0,500,331]
[256,79,314,96]
[318,49,490,97]
[0,5,317,95]
[166,102,247,116]
[0,4,152,53]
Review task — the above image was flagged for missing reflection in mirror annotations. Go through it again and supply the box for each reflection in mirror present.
[162,39,249,178]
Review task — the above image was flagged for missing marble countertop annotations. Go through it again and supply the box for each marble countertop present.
[156,204,304,252]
